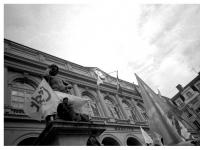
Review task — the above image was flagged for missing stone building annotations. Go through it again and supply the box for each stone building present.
[171,73,200,138]
[4,39,150,146]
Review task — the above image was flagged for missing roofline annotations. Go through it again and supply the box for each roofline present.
[171,73,200,101]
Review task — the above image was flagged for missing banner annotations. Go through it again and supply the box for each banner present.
[24,79,90,121]
[54,91,90,113]
[24,79,60,121]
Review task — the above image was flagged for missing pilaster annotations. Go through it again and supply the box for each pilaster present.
[96,88,110,118]
[115,94,129,120]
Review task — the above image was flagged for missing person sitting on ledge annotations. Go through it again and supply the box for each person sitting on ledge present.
[57,97,89,122]
[43,64,89,122]
[43,64,72,94]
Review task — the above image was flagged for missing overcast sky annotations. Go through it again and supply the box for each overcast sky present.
[4,3,200,98]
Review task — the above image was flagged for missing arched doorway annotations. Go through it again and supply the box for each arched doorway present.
[126,137,142,146]
[17,137,37,146]
[102,137,120,146]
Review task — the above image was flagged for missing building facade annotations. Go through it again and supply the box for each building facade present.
[4,39,150,146]
[171,73,200,138]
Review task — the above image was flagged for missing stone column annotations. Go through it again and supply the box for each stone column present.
[73,83,81,97]
[115,94,129,120]
[96,89,110,118]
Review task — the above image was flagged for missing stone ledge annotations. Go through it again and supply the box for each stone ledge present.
[34,120,105,145]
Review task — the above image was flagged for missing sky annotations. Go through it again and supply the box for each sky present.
[4,3,200,98]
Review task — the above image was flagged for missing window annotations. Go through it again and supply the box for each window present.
[195,82,200,91]
[195,107,200,114]
[186,91,193,99]
[185,109,192,118]
[105,98,121,119]
[10,78,35,110]
[122,101,137,121]
[193,120,200,129]
[82,95,100,117]
[137,103,148,120]
[175,98,184,107]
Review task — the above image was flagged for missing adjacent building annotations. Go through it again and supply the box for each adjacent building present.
[4,39,150,145]
[171,72,200,138]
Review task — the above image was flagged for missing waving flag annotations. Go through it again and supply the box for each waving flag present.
[116,71,122,93]
[135,74,184,145]
[24,79,60,121]
[178,120,191,140]
[24,79,90,121]
[140,127,153,145]
[94,69,104,85]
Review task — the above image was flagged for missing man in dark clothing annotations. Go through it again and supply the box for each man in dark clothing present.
[57,98,81,121]
[57,97,90,122]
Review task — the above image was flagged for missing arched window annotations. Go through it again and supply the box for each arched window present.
[10,78,36,110]
[137,103,148,120]
[82,94,100,117]
[122,101,137,121]
[105,98,121,119]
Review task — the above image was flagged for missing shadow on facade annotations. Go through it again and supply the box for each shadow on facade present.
[126,137,142,146]
[17,137,37,146]
[102,137,120,146]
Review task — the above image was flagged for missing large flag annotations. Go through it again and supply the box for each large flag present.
[135,74,184,145]
[24,79,90,121]
[158,89,191,140]
[116,71,122,93]
[140,127,153,145]
[24,79,60,121]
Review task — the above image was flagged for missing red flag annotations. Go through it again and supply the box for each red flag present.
[135,74,183,145]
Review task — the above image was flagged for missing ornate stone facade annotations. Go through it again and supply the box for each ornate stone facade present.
[4,39,149,145]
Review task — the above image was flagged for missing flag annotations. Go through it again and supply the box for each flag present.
[117,71,122,93]
[94,69,104,85]
[54,91,89,114]
[24,79,60,121]
[135,74,184,145]
[140,127,153,145]
[97,75,103,85]
[24,79,90,121]
[157,89,192,140]
[178,120,191,140]
[152,132,164,146]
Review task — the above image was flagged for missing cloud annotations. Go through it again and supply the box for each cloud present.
[4,4,200,98]
[129,4,200,97]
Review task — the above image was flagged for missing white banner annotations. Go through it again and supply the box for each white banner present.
[24,79,60,121]
[24,79,90,121]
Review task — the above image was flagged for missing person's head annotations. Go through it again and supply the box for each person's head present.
[63,97,68,104]
[48,64,59,76]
